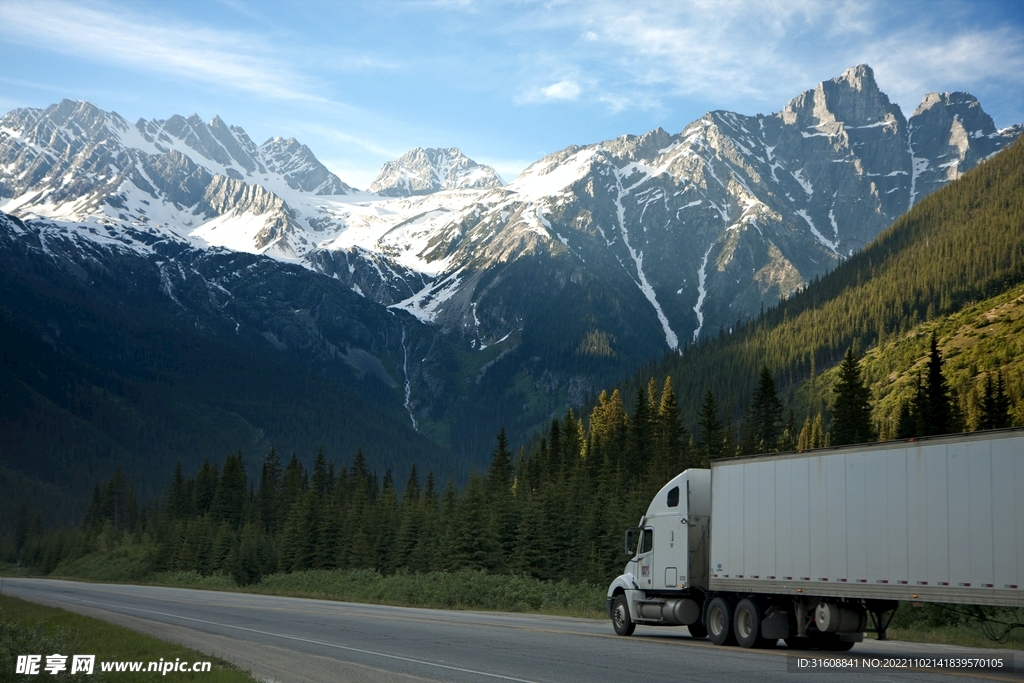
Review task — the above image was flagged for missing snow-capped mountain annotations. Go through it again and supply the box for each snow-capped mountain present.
[318,65,1021,353]
[0,99,354,259]
[1,65,1020,459]
[369,147,504,196]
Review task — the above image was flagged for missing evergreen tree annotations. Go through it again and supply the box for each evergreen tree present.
[277,454,306,532]
[923,334,953,436]
[655,376,686,479]
[747,366,783,453]
[311,448,332,499]
[257,449,282,533]
[696,389,724,465]
[393,466,422,570]
[409,472,440,571]
[831,348,874,446]
[487,428,514,496]
[979,371,1012,430]
[589,390,628,470]
[194,460,219,517]
[546,419,562,479]
[211,452,247,530]
[628,387,653,473]
[779,410,797,452]
[167,462,191,521]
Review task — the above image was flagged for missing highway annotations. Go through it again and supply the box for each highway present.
[3,578,1020,683]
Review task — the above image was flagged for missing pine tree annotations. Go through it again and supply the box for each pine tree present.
[979,371,1012,430]
[799,413,828,449]
[797,416,812,451]
[277,454,306,532]
[779,410,797,452]
[487,428,513,496]
[211,452,247,530]
[831,348,874,446]
[696,389,723,465]
[311,448,332,499]
[257,449,282,533]
[194,460,219,517]
[812,413,828,448]
[167,462,191,521]
[561,409,582,477]
[655,376,686,479]
[923,334,953,436]
[748,366,783,453]
[628,386,653,473]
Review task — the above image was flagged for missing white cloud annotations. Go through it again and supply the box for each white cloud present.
[541,80,582,101]
[516,76,586,105]
[0,0,323,102]
[862,26,1024,113]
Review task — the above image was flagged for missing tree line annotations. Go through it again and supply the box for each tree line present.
[13,334,1016,585]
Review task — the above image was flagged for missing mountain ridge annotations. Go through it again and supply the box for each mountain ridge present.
[1,64,1021,467]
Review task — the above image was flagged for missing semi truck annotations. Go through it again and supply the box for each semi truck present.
[606,428,1024,649]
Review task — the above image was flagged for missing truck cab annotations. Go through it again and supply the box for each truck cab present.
[606,469,710,636]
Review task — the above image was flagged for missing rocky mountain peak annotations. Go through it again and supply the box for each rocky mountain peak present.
[369,147,504,196]
[602,127,674,161]
[912,92,996,136]
[781,63,902,130]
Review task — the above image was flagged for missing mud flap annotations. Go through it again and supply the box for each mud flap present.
[761,607,791,640]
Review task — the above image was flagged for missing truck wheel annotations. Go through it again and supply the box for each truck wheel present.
[706,597,736,646]
[733,599,765,648]
[687,621,708,639]
[611,594,635,636]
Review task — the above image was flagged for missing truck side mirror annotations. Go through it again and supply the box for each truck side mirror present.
[624,529,635,557]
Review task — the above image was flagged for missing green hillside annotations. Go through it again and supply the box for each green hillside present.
[800,283,1024,435]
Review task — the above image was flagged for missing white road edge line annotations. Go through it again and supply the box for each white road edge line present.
[56,595,544,683]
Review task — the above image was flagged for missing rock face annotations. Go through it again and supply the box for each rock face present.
[369,147,504,196]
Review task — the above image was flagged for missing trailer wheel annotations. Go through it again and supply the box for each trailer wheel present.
[734,599,769,648]
[611,594,635,636]
[687,621,708,639]
[706,597,736,646]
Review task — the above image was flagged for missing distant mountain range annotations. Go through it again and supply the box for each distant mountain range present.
[1,64,1021,503]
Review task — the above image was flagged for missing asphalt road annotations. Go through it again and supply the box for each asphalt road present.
[2,578,1020,683]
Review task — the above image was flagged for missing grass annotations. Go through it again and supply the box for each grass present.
[150,568,608,618]
[0,594,261,682]
[887,602,1024,650]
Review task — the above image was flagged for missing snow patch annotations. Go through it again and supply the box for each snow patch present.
[692,244,714,342]
[791,168,813,196]
[797,209,837,254]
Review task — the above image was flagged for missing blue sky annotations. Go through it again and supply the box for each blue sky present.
[1,0,1022,189]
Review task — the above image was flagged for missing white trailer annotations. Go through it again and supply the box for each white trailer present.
[606,429,1024,649]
